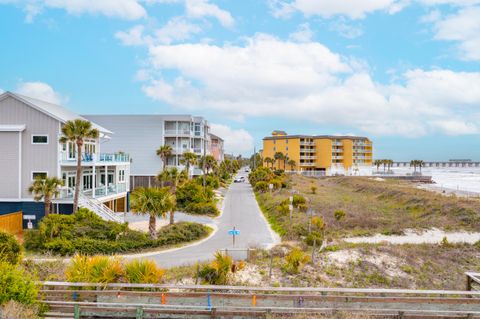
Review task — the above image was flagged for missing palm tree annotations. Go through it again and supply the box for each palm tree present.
[274,152,285,170]
[59,119,99,212]
[130,187,176,239]
[386,159,394,172]
[156,170,170,188]
[382,159,388,173]
[156,145,173,171]
[287,159,296,171]
[200,155,217,174]
[29,177,64,216]
[264,157,274,169]
[373,159,382,172]
[180,151,197,179]
[165,167,187,224]
[410,159,424,174]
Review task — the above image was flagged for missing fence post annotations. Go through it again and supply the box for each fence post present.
[73,304,80,319]
[269,251,273,281]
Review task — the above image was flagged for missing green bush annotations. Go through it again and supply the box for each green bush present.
[292,195,306,208]
[195,175,220,189]
[24,209,210,256]
[0,231,22,265]
[282,248,310,274]
[334,210,346,221]
[254,181,269,193]
[176,180,215,209]
[185,202,220,216]
[66,255,124,284]
[269,178,282,190]
[305,231,323,246]
[0,262,38,306]
[199,252,233,285]
[248,167,274,185]
[124,260,165,284]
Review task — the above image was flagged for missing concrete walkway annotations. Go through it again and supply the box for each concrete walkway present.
[127,171,280,267]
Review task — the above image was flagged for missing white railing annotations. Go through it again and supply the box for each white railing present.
[300,141,315,146]
[332,148,343,152]
[164,129,192,135]
[79,191,123,223]
[300,148,316,153]
[58,183,127,200]
[300,162,315,166]
[332,156,344,160]
[60,152,130,163]
[332,141,343,146]
[300,156,316,160]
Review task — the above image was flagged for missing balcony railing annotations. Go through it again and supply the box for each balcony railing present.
[300,162,315,166]
[57,183,127,199]
[164,129,192,135]
[332,148,343,152]
[60,152,130,164]
[300,141,315,146]
[300,148,316,153]
[300,155,316,160]
[332,156,344,160]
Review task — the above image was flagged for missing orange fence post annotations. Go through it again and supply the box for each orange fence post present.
[161,293,166,305]
[252,294,257,307]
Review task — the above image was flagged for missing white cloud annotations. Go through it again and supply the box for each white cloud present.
[116,17,202,47]
[289,23,313,42]
[2,0,147,21]
[185,0,234,27]
[140,35,480,137]
[270,0,409,20]
[329,18,364,38]
[431,6,480,61]
[210,123,254,154]
[16,81,65,104]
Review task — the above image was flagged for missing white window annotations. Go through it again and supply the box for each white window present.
[118,169,126,183]
[32,171,48,180]
[32,134,48,144]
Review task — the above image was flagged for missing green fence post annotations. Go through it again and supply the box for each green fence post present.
[74,304,80,319]
[136,306,144,319]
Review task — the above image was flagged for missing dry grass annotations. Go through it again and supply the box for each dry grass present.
[0,301,39,319]
[267,312,380,319]
[257,175,480,240]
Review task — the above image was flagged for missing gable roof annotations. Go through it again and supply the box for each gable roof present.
[0,91,112,134]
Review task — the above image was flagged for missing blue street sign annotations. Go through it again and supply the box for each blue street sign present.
[228,229,240,235]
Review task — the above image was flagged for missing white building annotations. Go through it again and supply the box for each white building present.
[0,92,130,224]
[84,115,213,188]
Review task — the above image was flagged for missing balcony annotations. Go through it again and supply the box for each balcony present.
[300,141,315,146]
[332,156,344,160]
[332,148,343,152]
[300,162,315,167]
[332,141,343,146]
[300,155,316,160]
[60,152,130,166]
[164,129,193,136]
[300,148,316,153]
[57,183,127,200]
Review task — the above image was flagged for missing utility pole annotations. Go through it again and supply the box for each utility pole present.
[202,127,207,191]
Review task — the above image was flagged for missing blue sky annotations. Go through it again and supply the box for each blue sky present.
[0,0,479,160]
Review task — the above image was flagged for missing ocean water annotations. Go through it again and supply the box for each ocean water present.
[390,167,480,194]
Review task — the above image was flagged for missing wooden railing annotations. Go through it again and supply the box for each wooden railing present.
[39,281,480,318]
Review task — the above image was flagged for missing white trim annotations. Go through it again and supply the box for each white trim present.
[0,124,26,132]
[0,198,36,202]
[31,171,48,181]
[31,134,49,145]
[18,132,22,199]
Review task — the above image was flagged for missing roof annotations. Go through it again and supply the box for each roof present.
[0,124,26,132]
[272,130,287,135]
[209,133,224,141]
[0,92,112,134]
[263,134,370,141]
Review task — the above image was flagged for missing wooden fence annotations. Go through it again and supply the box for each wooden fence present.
[40,281,480,318]
[0,211,22,236]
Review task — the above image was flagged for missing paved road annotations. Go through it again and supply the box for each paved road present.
[135,171,280,267]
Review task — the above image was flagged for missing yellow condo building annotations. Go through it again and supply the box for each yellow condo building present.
[262,130,373,175]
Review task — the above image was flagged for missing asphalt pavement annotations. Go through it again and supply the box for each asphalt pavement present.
[138,170,280,267]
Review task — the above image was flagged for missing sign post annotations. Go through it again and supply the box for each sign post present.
[23,215,36,230]
[228,227,240,247]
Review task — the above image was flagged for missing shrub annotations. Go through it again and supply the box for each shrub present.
[65,255,124,284]
[292,195,306,208]
[311,185,317,194]
[176,180,215,209]
[0,262,38,306]
[254,181,269,193]
[305,231,323,246]
[273,169,284,176]
[185,202,220,216]
[282,248,310,274]
[248,167,274,185]
[199,252,233,285]
[156,222,210,246]
[124,260,165,284]
[0,232,22,265]
[297,203,308,213]
[195,175,220,189]
[269,178,283,190]
[334,210,346,221]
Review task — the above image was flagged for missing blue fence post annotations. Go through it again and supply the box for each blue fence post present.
[207,293,212,310]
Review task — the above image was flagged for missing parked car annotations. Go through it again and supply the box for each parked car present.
[234,176,245,183]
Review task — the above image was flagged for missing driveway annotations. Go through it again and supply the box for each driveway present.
[130,171,280,267]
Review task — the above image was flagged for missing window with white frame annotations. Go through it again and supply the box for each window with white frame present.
[118,169,126,183]
[32,134,48,144]
[32,172,48,180]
